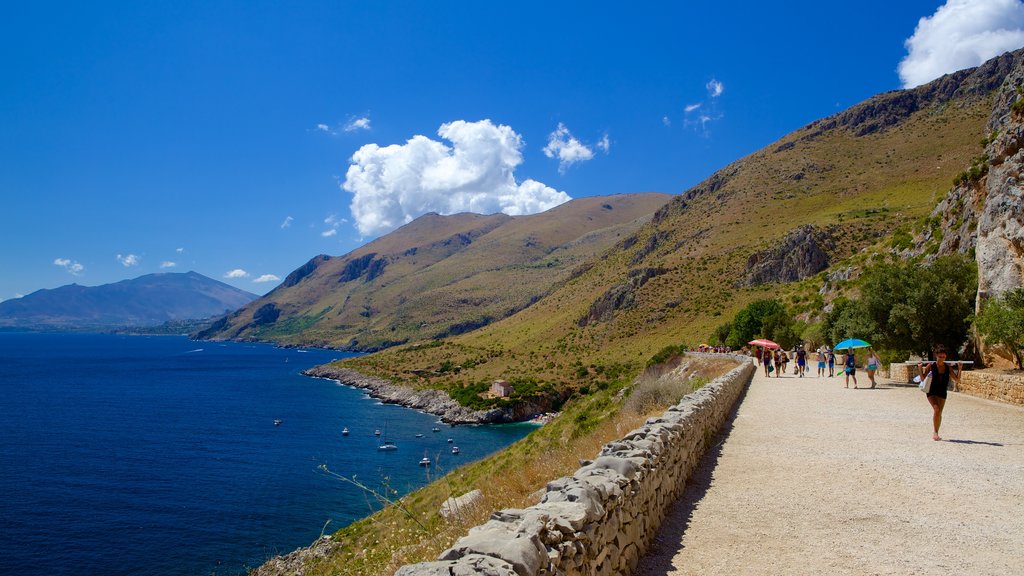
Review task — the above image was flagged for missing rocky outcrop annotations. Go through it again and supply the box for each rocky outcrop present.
[304,364,552,424]
[578,268,669,326]
[978,53,1024,299]
[396,358,755,576]
[739,225,830,287]
[250,536,340,576]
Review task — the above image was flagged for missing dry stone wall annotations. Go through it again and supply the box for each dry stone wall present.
[959,371,1024,406]
[396,358,756,576]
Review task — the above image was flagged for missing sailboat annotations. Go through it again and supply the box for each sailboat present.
[377,422,397,451]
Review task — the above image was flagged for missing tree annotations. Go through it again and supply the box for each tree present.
[711,321,732,345]
[856,254,977,357]
[725,299,787,349]
[975,288,1024,368]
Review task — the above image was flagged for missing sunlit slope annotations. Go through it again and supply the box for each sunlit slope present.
[345,56,1005,387]
[199,193,670,349]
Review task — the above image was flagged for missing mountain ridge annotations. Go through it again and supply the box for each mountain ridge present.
[0,271,258,329]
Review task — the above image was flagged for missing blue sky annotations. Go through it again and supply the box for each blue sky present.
[4,0,1024,299]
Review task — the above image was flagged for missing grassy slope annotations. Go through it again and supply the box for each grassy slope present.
[207,194,670,350]
[343,95,990,390]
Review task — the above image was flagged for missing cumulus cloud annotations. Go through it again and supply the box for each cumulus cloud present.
[54,258,84,275]
[344,116,372,132]
[160,261,177,269]
[543,123,596,173]
[116,254,140,267]
[342,119,571,237]
[315,123,334,134]
[224,269,249,279]
[280,215,293,229]
[899,0,1024,88]
[253,274,281,283]
[706,79,724,98]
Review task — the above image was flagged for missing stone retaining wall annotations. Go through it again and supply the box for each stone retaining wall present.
[959,371,1024,405]
[396,357,756,576]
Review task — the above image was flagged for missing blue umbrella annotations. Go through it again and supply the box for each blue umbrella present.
[835,338,870,350]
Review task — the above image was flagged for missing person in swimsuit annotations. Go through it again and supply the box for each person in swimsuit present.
[919,344,961,441]
[762,347,773,377]
[827,348,836,377]
[843,348,858,388]
[796,346,807,377]
[816,348,827,377]
[865,347,882,388]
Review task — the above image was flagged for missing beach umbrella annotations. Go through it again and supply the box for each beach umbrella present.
[834,338,870,350]
[748,338,780,349]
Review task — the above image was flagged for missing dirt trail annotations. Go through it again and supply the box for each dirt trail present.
[636,361,1024,576]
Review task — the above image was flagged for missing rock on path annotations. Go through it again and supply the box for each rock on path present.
[637,364,1024,576]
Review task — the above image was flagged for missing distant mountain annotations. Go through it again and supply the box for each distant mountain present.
[196,193,671,350]
[0,271,259,329]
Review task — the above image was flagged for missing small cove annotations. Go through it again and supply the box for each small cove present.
[0,332,533,576]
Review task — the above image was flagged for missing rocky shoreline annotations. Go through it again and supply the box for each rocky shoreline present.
[303,364,524,424]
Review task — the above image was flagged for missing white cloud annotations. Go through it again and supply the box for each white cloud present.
[706,79,724,98]
[342,119,571,237]
[280,215,294,229]
[176,247,184,254]
[322,214,346,237]
[684,102,702,113]
[662,116,672,126]
[224,269,249,279]
[253,274,281,283]
[116,254,140,267]
[543,123,596,173]
[899,0,1024,88]
[160,261,177,269]
[344,116,372,132]
[54,257,84,275]
[596,133,611,153]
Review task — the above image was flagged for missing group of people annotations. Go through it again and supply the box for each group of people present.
[695,344,733,353]
[750,342,962,441]
[753,344,884,388]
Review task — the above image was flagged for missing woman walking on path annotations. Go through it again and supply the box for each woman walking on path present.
[778,349,789,376]
[762,347,773,377]
[843,348,858,388]
[827,348,836,377]
[919,344,962,441]
[865,347,882,388]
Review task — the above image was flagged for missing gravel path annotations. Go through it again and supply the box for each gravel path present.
[636,362,1024,576]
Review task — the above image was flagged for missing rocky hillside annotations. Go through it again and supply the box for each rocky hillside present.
[341,49,1021,392]
[197,193,670,350]
[0,271,257,329]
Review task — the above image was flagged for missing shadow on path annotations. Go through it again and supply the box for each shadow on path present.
[634,375,752,576]
[944,438,1004,446]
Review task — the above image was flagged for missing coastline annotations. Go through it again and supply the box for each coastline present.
[303,364,511,424]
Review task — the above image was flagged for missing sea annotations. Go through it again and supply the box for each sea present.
[0,332,534,576]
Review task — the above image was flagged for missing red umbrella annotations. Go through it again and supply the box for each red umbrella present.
[748,339,780,349]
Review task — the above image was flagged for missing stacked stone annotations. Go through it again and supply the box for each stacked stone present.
[396,360,756,576]
[960,372,1024,405]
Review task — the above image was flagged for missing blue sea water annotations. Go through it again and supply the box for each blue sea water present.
[0,333,533,575]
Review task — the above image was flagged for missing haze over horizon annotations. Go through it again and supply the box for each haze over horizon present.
[4,0,1024,300]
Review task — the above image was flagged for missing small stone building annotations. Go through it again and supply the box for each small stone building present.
[490,380,513,398]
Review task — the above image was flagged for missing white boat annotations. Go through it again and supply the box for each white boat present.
[447,438,453,443]
[451,446,460,455]
[418,456,431,466]
[374,429,381,436]
[415,433,424,438]
[432,427,440,432]
[273,419,282,426]
[342,427,349,436]
[377,422,397,451]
